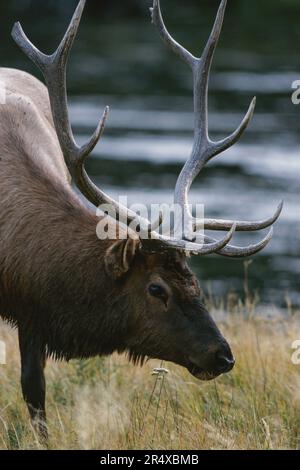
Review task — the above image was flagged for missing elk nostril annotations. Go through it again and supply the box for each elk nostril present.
[215,351,235,372]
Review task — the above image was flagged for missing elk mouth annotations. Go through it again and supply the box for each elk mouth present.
[186,360,219,381]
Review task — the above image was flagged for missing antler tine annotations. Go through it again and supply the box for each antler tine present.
[54,0,86,68]
[11,23,50,72]
[143,222,236,255]
[196,0,227,143]
[212,97,256,156]
[150,0,197,69]
[12,0,101,167]
[196,201,284,232]
[204,227,274,258]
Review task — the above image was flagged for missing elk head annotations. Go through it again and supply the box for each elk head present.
[105,240,235,380]
[12,0,282,379]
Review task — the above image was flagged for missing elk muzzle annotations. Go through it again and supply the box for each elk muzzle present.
[187,340,235,381]
[182,304,235,381]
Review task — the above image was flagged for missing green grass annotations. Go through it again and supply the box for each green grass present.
[0,301,299,450]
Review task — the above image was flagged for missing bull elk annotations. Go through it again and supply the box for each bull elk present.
[0,0,282,438]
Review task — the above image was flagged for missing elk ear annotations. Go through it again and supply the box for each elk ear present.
[105,237,141,280]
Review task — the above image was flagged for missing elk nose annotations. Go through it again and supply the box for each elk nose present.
[215,349,235,373]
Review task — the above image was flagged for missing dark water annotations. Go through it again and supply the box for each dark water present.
[0,0,300,307]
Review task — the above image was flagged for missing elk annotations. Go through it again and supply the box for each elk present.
[0,0,282,438]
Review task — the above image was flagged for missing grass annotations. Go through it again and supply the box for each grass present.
[0,296,299,450]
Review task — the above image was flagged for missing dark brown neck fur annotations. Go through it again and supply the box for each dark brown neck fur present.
[0,148,128,360]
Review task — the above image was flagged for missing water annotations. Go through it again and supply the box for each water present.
[1,0,300,307]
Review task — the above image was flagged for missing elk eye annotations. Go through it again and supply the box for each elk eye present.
[148,284,166,299]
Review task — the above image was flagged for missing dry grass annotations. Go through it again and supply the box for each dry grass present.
[0,302,299,450]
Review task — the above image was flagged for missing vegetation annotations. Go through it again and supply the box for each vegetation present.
[0,293,299,450]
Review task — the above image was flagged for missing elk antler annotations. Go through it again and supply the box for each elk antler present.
[151,0,282,256]
[12,1,162,234]
[12,0,281,257]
